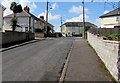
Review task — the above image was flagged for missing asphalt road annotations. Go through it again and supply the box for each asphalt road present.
[2,37,74,81]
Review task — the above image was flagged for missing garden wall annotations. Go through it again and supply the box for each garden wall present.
[35,33,44,38]
[0,31,35,45]
[87,32,119,81]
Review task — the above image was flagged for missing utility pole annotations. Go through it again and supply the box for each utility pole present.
[118,1,120,8]
[45,0,49,37]
[61,16,63,32]
[82,0,85,39]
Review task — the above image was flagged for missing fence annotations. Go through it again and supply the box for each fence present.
[89,26,120,35]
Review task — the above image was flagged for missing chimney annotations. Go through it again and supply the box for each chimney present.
[40,16,44,20]
[24,6,30,13]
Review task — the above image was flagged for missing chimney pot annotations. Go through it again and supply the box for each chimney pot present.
[24,6,30,13]
[40,16,44,20]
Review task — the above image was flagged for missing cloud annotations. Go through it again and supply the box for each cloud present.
[1,0,37,16]
[38,12,61,21]
[69,5,88,14]
[19,0,37,12]
[54,25,61,32]
[51,3,58,10]
[103,10,109,14]
[1,0,14,16]
[90,18,101,28]
[66,14,89,22]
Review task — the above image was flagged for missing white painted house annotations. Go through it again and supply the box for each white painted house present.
[34,16,47,33]
[60,22,97,37]
[4,7,40,33]
[100,8,120,28]
[0,4,5,32]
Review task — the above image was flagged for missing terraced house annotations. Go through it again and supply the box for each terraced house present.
[100,8,120,28]
[3,6,54,35]
[60,22,97,37]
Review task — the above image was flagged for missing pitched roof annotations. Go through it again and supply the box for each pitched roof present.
[4,10,54,27]
[60,22,97,27]
[100,8,120,18]
[48,23,54,28]
[4,10,46,23]
[4,11,30,18]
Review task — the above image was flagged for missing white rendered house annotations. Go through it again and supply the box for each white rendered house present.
[100,8,120,28]
[4,7,40,33]
[60,22,97,37]
[0,4,5,32]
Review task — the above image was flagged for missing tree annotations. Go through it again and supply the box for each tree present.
[10,2,22,31]
[85,25,91,31]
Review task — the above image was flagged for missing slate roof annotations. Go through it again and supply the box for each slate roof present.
[100,8,120,18]
[4,10,54,28]
[60,22,97,27]
[4,10,46,23]
[4,11,29,18]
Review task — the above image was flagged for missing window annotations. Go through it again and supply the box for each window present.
[116,16,119,22]
[34,20,37,23]
[72,32,75,34]
[72,27,74,30]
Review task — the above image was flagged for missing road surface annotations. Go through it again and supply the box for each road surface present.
[2,38,74,81]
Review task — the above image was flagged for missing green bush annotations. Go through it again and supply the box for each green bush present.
[108,34,120,38]
[99,34,120,41]
[99,35,109,37]
[11,17,17,23]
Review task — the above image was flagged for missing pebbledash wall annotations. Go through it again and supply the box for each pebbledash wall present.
[1,31,35,45]
[87,32,119,81]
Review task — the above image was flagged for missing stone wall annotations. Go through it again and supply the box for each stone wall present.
[1,31,34,45]
[35,33,44,38]
[87,32,119,81]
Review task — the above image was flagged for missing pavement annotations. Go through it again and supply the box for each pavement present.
[2,37,74,81]
[63,37,112,81]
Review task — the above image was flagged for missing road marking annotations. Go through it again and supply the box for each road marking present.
[59,39,74,83]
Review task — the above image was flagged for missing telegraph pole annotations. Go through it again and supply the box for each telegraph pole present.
[82,0,85,39]
[45,0,49,37]
[61,16,63,32]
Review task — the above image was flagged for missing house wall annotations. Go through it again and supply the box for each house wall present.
[4,17,29,31]
[4,16,35,32]
[101,16,120,28]
[0,6,4,32]
[35,21,45,30]
[87,32,119,80]
[67,27,79,34]
[61,25,83,36]
[30,17,35,33]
